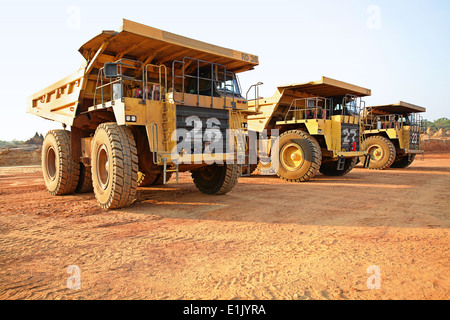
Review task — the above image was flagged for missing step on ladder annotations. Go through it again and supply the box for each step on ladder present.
[231,111,249,177]
[151,122,179,184]
[162,157,179,184]
[239,153,251,177]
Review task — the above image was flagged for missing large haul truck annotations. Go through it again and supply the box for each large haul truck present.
[27,19,259,209]
[360,101,426,169]
[245,77,371,182]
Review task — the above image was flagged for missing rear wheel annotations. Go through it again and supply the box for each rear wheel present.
[276,130,322,182]
[192,164,239,195]
[91,123,138,209]
[75,163,93,193]
[391,154,416,168]
[42,130,79,195]
[320,157,358,176]
[361,136,396,170]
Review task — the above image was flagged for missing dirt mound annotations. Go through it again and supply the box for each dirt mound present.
[0,145,41,167]
[0,133,43,167]
[423,138,450,153]
[24,132,44,145]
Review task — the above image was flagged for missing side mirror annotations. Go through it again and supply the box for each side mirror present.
[104,63,119,79]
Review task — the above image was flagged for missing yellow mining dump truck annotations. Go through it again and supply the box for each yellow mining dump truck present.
[245,77,371,182]
[360,101,426,169]
[27,19,259,209]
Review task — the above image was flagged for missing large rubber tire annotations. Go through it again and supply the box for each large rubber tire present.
[192,164,240,195]
[391,154,416,168]
[91,123,139,209]
[42,130,79,195]
[361,136,396,170]
[276,130,322,182]
[75,163,93,193]
[320,157,358,176]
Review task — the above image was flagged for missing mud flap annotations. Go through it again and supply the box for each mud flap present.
[363,154,371,168]
[337,156,345,171]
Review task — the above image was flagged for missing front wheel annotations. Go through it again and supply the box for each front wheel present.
[91,123,138,209]
[192,164,240,195]
[361,136,396,170]
[276,130,322,182]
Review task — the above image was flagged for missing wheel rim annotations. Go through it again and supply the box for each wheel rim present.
[96,144,110,190]
[46,146,57,181]
[368,144,384,162]
[197,165,218,182]
[280,143,304,171]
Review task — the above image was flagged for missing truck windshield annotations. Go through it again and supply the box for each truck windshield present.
[185,69,242,98]
[333,99,359,116]
[215,78,241,96]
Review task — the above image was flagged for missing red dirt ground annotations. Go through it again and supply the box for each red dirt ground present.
[0,154,449,300]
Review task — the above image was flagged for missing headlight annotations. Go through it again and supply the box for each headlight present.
[126,115,137,122]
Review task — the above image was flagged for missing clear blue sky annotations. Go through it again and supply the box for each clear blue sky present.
[0,0,449,140]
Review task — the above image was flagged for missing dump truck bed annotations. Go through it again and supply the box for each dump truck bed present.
[27,19,259,126]
[367,101,426,115]
[248,76,371,132]
[80,19,258,74]
[276,77,371,98]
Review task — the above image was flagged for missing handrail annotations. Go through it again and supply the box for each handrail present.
[283,97,332,121]
[144,63,167,101]
[364,112,423,132]
[94,59,144,106]
[171,57,238,108]
[151,122,158,164]
[246,82,263,112]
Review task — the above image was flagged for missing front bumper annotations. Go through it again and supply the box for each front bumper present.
[405,149,424,154]
[335,151,367,158]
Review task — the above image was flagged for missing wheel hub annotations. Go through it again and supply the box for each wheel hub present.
[368,145,383,162]
[281,143,304,171]
[46,146,57,181]
[96,144,110,190]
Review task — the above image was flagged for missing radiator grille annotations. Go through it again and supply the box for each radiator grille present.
[176,105,229,154]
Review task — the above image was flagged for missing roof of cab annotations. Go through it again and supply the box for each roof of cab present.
[277,76,371,97]
[368,101,426,114]
[78,19,259,74]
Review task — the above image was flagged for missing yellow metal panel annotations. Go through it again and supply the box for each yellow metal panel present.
[367,101,426,114]
[26,68,86,126]
[78,19,258,73]
[276,76,371,97]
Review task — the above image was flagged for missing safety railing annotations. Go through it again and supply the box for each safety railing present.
[283,97,333,121]
[245,82,264,112]
[144,64,168,101]
[94,59,170,106]
[337,94,365,125]
[94,59,145,106]
[171,57,238,109]
[363,111,423,132]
